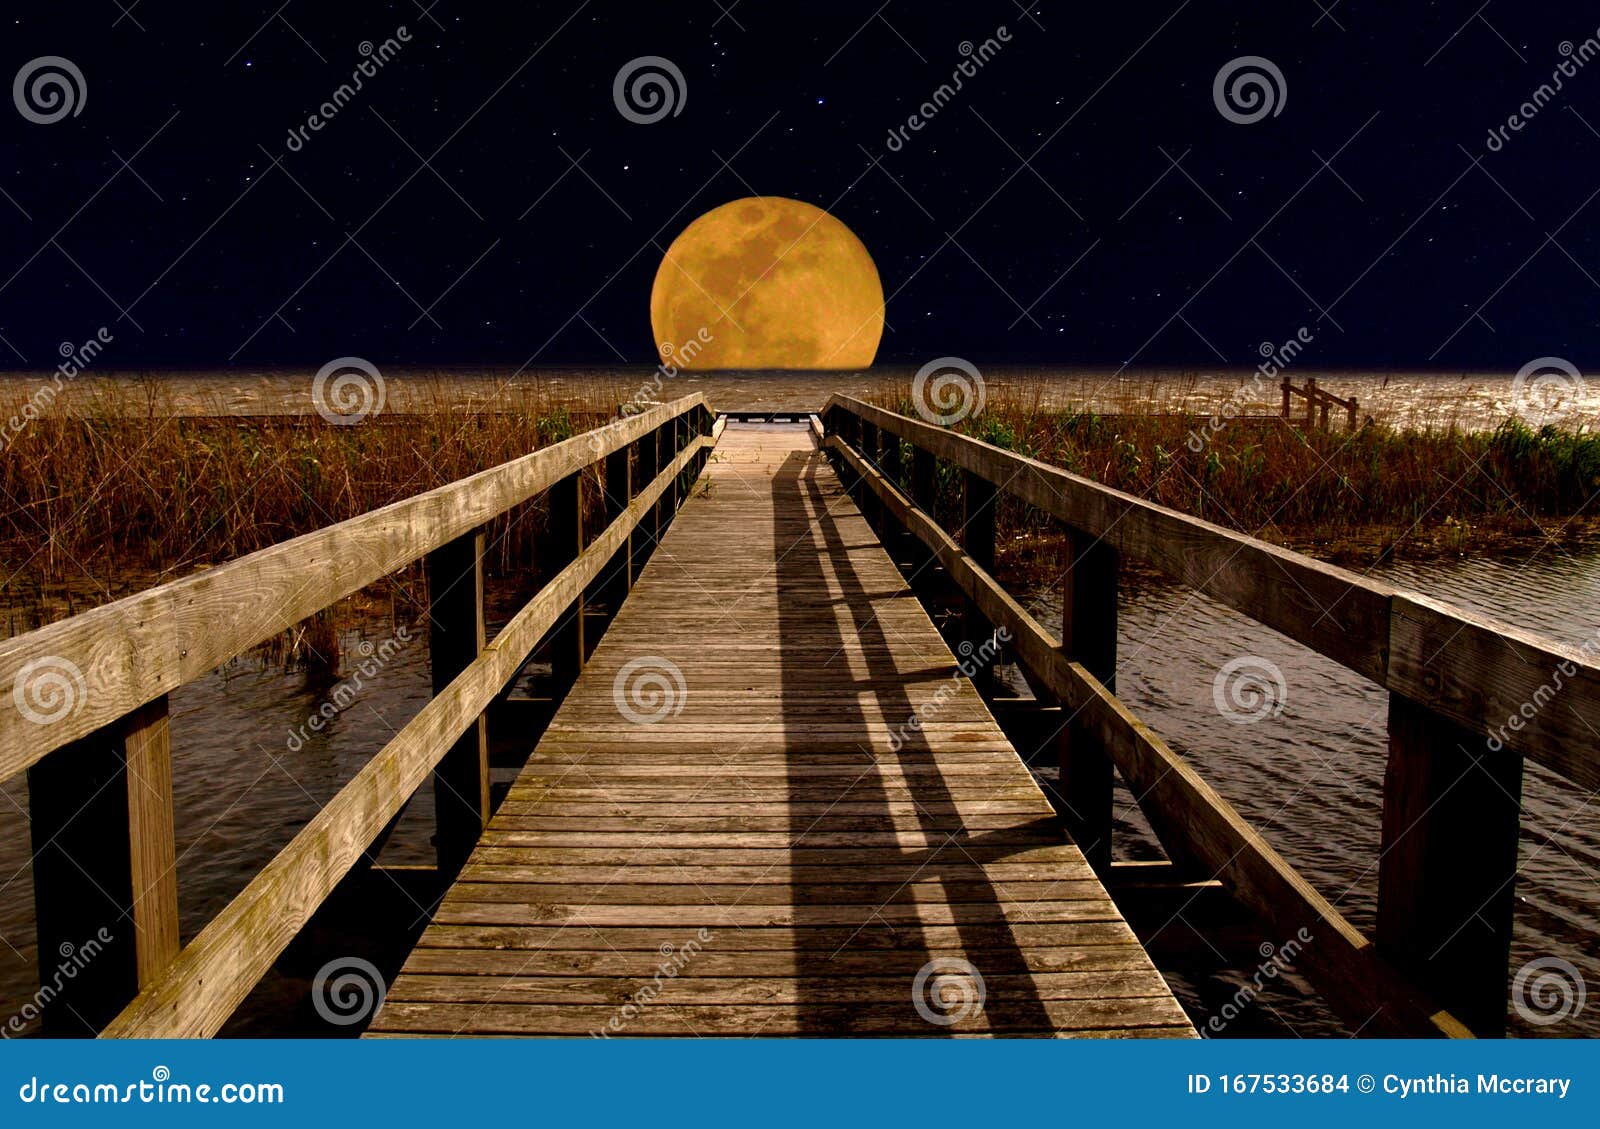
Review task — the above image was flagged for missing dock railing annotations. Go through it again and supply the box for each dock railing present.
[0,394,717,1038]
[1282,377,1360,430]
[822,394,1600,1039]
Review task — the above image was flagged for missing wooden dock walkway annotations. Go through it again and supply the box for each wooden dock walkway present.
[9,393,1593,1039]
[368,424,1194,1037]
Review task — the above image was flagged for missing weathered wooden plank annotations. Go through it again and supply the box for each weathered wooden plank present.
[372,425,1191,1039]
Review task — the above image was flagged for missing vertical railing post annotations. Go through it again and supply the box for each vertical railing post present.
[547,470,585,685]
[1304,377,1317,427]
[1377,696,1523,1035]
[635,426,659,578]
[1281,379,1291,420]
[961,470,998,693]
[603,438,633,613]
[26,696,178,1034]
[1059,528,1118,871]
[427,528,490,873]
[859,420,881,531]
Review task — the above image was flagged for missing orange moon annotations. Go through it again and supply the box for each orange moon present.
[650,196,884,369]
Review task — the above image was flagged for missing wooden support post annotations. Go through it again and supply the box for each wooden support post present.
[1348,397,1359,431]
[961,470,998,693]
[27,696,178,1034]
[547,471,585,685]
[859,421,881,530]
[1304,377,1317,427]
[602,442,633,612]
[1281,379,1291,420]
[427,529,489,873]
[1059,528,1118,871]
[1377,695,1524,1036]
[634,429,658,577]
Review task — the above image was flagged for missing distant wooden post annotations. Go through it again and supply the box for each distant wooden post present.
[1281,379,1291,420]
[547,471,585,685]
[1377,695,1523,1036]
[1059,530,1118,871]
[27,696,179,1033]
[1304,377,1318,427]
[961,470,998,693]
[427,528,490,873]
[1347,397,1359,431]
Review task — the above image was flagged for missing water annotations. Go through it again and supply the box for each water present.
[3,367,1594,432]
[1014,550,1600,1037]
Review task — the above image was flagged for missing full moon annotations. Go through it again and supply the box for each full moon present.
[650,196,884,369]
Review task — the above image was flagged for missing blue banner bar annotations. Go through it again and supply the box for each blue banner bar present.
[3,1041,1594,1125]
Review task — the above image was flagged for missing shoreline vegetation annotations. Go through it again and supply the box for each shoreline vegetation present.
[2,378,1597,657]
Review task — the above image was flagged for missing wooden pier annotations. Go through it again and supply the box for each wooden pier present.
[0,393,1595,1039]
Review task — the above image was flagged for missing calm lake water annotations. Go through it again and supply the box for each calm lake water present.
[1,549,1594,1037]
[3,366,1595,432]
[1017,550,1600,1038]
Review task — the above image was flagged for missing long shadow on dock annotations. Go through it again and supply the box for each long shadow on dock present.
[774,447,1054,1034]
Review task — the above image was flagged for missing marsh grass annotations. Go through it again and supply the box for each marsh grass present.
[869,380,1600,563]
[0,383,618,646]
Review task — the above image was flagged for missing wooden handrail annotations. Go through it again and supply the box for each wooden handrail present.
[826,395,1597,791]
[2,395,715,1037]
[0,394,706,779]
[101,424,716,1038]
[823,396,1591,1036]
[827,432,1467,1039]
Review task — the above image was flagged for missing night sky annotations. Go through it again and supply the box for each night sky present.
[3,2,1599,371]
